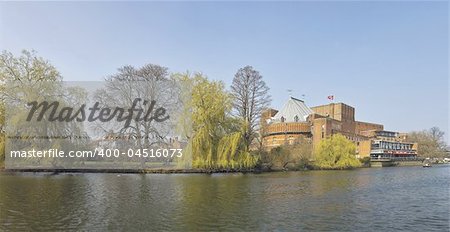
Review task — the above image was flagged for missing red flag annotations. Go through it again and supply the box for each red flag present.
[327,95,334,101]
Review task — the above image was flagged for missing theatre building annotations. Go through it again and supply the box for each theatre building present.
[261,97,418,159]
[359,130,418,159]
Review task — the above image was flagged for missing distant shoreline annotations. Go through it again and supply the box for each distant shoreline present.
[3,163,445,174]
[0,168,260,174]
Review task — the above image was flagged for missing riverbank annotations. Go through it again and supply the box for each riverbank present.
[4,162,447,174]
[1,168,260,174]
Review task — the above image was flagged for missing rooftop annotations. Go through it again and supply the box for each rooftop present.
[271,97,313,123]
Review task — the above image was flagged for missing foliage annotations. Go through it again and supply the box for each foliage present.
[260,136,312,170]
[314,134,361,169]
[0,50,64,167]
[231,66,271,150]
[359,157,371,167]
[0,50,88,168]
[172,72,195,141]
[0,50,62,82]
[264,146,289,169]
[181,73,258,170]
[407,127,447,158]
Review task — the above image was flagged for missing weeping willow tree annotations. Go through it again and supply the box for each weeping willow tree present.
[0,50,89,168]
[314,134,361,169]
[176,73,258,170]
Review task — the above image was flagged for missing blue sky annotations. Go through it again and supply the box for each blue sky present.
[1,1,448,142]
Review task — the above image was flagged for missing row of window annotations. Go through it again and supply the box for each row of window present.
[269,136,310,145]
[372,142,412,150]
[280,115,300,122]
[376,131,398,138]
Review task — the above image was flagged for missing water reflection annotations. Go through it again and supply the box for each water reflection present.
[1,166,449,231]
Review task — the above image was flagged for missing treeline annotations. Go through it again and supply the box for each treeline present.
[407,127,448,158]
[176,74,260,170]
[0,50,271,170]
[0,50,448,170]
[260,134,362,170]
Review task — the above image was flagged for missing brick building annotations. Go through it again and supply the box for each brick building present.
[262,97,418,159]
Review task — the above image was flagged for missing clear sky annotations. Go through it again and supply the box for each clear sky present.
[1,1,448,142]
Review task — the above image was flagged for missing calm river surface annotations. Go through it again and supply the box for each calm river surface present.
[1,165,449,231]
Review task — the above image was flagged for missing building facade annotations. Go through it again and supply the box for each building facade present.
[359,130,418,159]
[262,97,418,160]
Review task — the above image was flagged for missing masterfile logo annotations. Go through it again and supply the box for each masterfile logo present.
[26,98,170,128]
[2,80,187,170]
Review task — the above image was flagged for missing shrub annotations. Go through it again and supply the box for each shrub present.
[314,134,361,169]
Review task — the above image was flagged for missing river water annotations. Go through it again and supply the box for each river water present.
[1,165,449,231]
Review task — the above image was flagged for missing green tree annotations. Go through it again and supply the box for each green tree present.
[181,73,258,170]
[0,50,88,168]
[314,134,361,169]
[1,50,62,167]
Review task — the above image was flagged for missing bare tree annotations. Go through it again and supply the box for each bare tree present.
[429,127,445,148]
[407,127,447,158]
[231,66,271,150]
[93,64,180,152]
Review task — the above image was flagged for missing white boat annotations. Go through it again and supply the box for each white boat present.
[423,163,432,168]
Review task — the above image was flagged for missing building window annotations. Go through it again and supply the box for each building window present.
[294,115,299,122]
[281,116,285,122]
